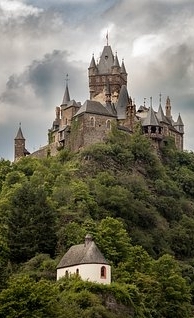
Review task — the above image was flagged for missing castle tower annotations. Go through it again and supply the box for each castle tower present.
[88,41,127,100]
[142,105,162,144]
[14,124,30,161]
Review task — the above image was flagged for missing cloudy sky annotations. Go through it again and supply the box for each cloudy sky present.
[0,0,194,160]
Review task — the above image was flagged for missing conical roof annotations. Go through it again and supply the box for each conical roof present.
[15,126,25,140]
[89,55,96,68]
[175,113,184,126]
[113,53,120,67]
[62,84,70,105]
[142,106,160,127]
[121,60,127,74]
[115,85,130,119]
[156,105,169,124]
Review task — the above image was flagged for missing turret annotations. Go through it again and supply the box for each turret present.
[88,36,127,101]
[142,103,162,141]
[174,113,184,134]
[88,54,97,76]
[165,96,171,118]
[14,124,30,161]
[112,52,120,74]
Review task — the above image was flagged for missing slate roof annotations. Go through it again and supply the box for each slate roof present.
[15,126,25,140]
[97,45,114,74]
[175,113,184,126]
[156,105,169,124]
[61,99,80,110]
[142,106,160,127]
[62,84,70,105]
[121,60,127,74]
[115,85,130,120]
[57,235,109,269]
[89,55,96,69]
[113,53,120,67]
[74,100,116,117]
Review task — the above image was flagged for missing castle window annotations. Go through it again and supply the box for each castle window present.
[65,270,69,278]
[90,117,95,127]
[100,266,106,279]
[65,118,68,125]
[106,120,111,129]
[76,268,79,275]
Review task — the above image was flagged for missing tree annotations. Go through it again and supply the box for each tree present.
[0,275,62,318]
[95,217,131,265]
[7,182,57,263]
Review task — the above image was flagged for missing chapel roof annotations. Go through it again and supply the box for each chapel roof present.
[57,235,109,269]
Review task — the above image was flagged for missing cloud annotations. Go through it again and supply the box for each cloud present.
[0,0,194,160]
[0,0,43,21]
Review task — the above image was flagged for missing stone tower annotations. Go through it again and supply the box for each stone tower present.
[88,42,127,101]
[14,124,30,161]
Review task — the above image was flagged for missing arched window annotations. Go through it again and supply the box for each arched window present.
[100,266,106,279]
[106,120,111,129]
[65,270,69,278]
[76,268,79,275]
[90,117,95,127]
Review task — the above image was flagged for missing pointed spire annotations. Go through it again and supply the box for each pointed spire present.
[121,59,127,74]
[89,54,96,68]
[142,106,160,127]
[174,113,184,133]
[113,52,120,67]
[15,123,25,140]
[62,74,70,105]
[176,113,184,126]
[156,104,169,124]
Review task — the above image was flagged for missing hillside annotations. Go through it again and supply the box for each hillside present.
[1,127,194,317]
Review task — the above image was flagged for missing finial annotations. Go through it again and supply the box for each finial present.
[106,30,109,46]
[150,97,152,108]
[65,73,69,86]
[144,98,146,107]
[159,92,162,106]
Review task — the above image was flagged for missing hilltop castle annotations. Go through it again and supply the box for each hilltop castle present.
[14,40,184,161]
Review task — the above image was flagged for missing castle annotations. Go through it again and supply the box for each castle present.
[14,39,184,161]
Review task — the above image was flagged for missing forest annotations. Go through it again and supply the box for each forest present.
[1,126,194,317]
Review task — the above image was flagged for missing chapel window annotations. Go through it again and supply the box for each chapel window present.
[100,266,106,279]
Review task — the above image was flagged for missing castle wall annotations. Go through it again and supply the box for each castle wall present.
[30,142,59,159]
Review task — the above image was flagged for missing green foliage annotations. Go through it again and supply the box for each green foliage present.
[1,127,194,316]
[0,275,62,318]
[6,182,57,263]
